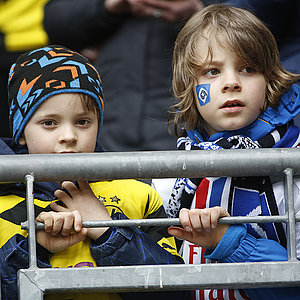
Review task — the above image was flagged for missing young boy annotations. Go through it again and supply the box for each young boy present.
[0,45,189,300]
[159,4,300,300]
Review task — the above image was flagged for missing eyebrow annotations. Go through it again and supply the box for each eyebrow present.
[35,111,94,119]
[205,60,223,67]
[35,113,59,119]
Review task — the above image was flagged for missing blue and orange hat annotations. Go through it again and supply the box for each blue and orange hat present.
[8,45,104,144]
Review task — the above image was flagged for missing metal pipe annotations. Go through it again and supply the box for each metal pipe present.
[25,174,37,268]
[1,149,300,182]
[21,215,290,231]
[284,168,297,261]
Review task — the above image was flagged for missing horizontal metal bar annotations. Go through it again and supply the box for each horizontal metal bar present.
[1,148,300,182]
[18,262,300,295]
[21,215,293,231]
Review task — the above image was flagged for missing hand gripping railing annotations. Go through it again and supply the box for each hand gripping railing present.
[0,149,298,298]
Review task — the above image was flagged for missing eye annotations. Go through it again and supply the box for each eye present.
[77,119,90,127]
[241,66,256,73]
[42,120,56,127]
[205,68,220,76]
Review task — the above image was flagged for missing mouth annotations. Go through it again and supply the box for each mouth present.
[220,100,244,108]
[220,100,244,113]
[59,151,76,154]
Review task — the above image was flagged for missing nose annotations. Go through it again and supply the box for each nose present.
[58,125,77,144]
[222,72,242,93]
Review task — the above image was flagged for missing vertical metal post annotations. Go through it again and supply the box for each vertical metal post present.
[18,271,44,300]
[284,168,297,261]
[25,173,37,268]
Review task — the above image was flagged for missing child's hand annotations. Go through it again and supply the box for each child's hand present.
[168,207,230,249]
[52,181,112,240]
[36,210,87,253]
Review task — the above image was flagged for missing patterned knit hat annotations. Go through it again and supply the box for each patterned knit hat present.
[8,45,104,144]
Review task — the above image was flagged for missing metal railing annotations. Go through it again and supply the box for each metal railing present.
[0,149,298,298]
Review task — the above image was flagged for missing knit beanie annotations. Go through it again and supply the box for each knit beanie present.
[8,45,104,144]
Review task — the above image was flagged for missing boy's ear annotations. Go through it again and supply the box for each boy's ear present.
[18,135,26,145]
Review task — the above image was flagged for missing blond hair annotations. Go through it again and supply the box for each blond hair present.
[171,4,300,136]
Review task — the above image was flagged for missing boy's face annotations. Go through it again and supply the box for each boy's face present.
[194,37,266,137]
[19,93,99,154]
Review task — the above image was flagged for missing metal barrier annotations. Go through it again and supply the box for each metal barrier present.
[0,149,299,298]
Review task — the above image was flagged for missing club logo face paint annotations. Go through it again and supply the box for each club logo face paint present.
[196,84,210,106]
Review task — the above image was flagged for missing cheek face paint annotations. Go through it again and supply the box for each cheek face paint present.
[195,83,211,106]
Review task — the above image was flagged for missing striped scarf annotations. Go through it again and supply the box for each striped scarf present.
[167,123,293,219]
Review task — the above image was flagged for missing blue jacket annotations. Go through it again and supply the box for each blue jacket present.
[205,225,300,300]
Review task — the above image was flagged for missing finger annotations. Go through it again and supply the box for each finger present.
[219,206,230,218]
[189,209,203,232]
[54,189,72,207]
[141,0,173,10]
[199,208,212,231]
[77,228,88,241]
[68,228,88,246]
[51,214,64,236]
[168,226,193,242]
[61,181,79,196]
[54,189,70,200]
[50,201,67,212]
[168,226,191,239]
[131,3,153,17]
[210,207,230,229]
[77,180,90,192]
[210,207,223,229]
[36,211,46,223]
[43,213,56,233]
[209,207,219,229]
[60,212,75,237]
[179,208,193,232]
[36,212,54,233]
[73,210,83,232]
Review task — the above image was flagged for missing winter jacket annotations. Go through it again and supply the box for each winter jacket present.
[205,224,300,300]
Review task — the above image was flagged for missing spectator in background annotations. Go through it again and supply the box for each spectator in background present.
[225,0,300,76]
[0,0,50,138]
[43,0,221,151]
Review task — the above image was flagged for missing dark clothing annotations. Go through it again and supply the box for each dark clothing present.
[44,0,179,151]
[225,0,300,74]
